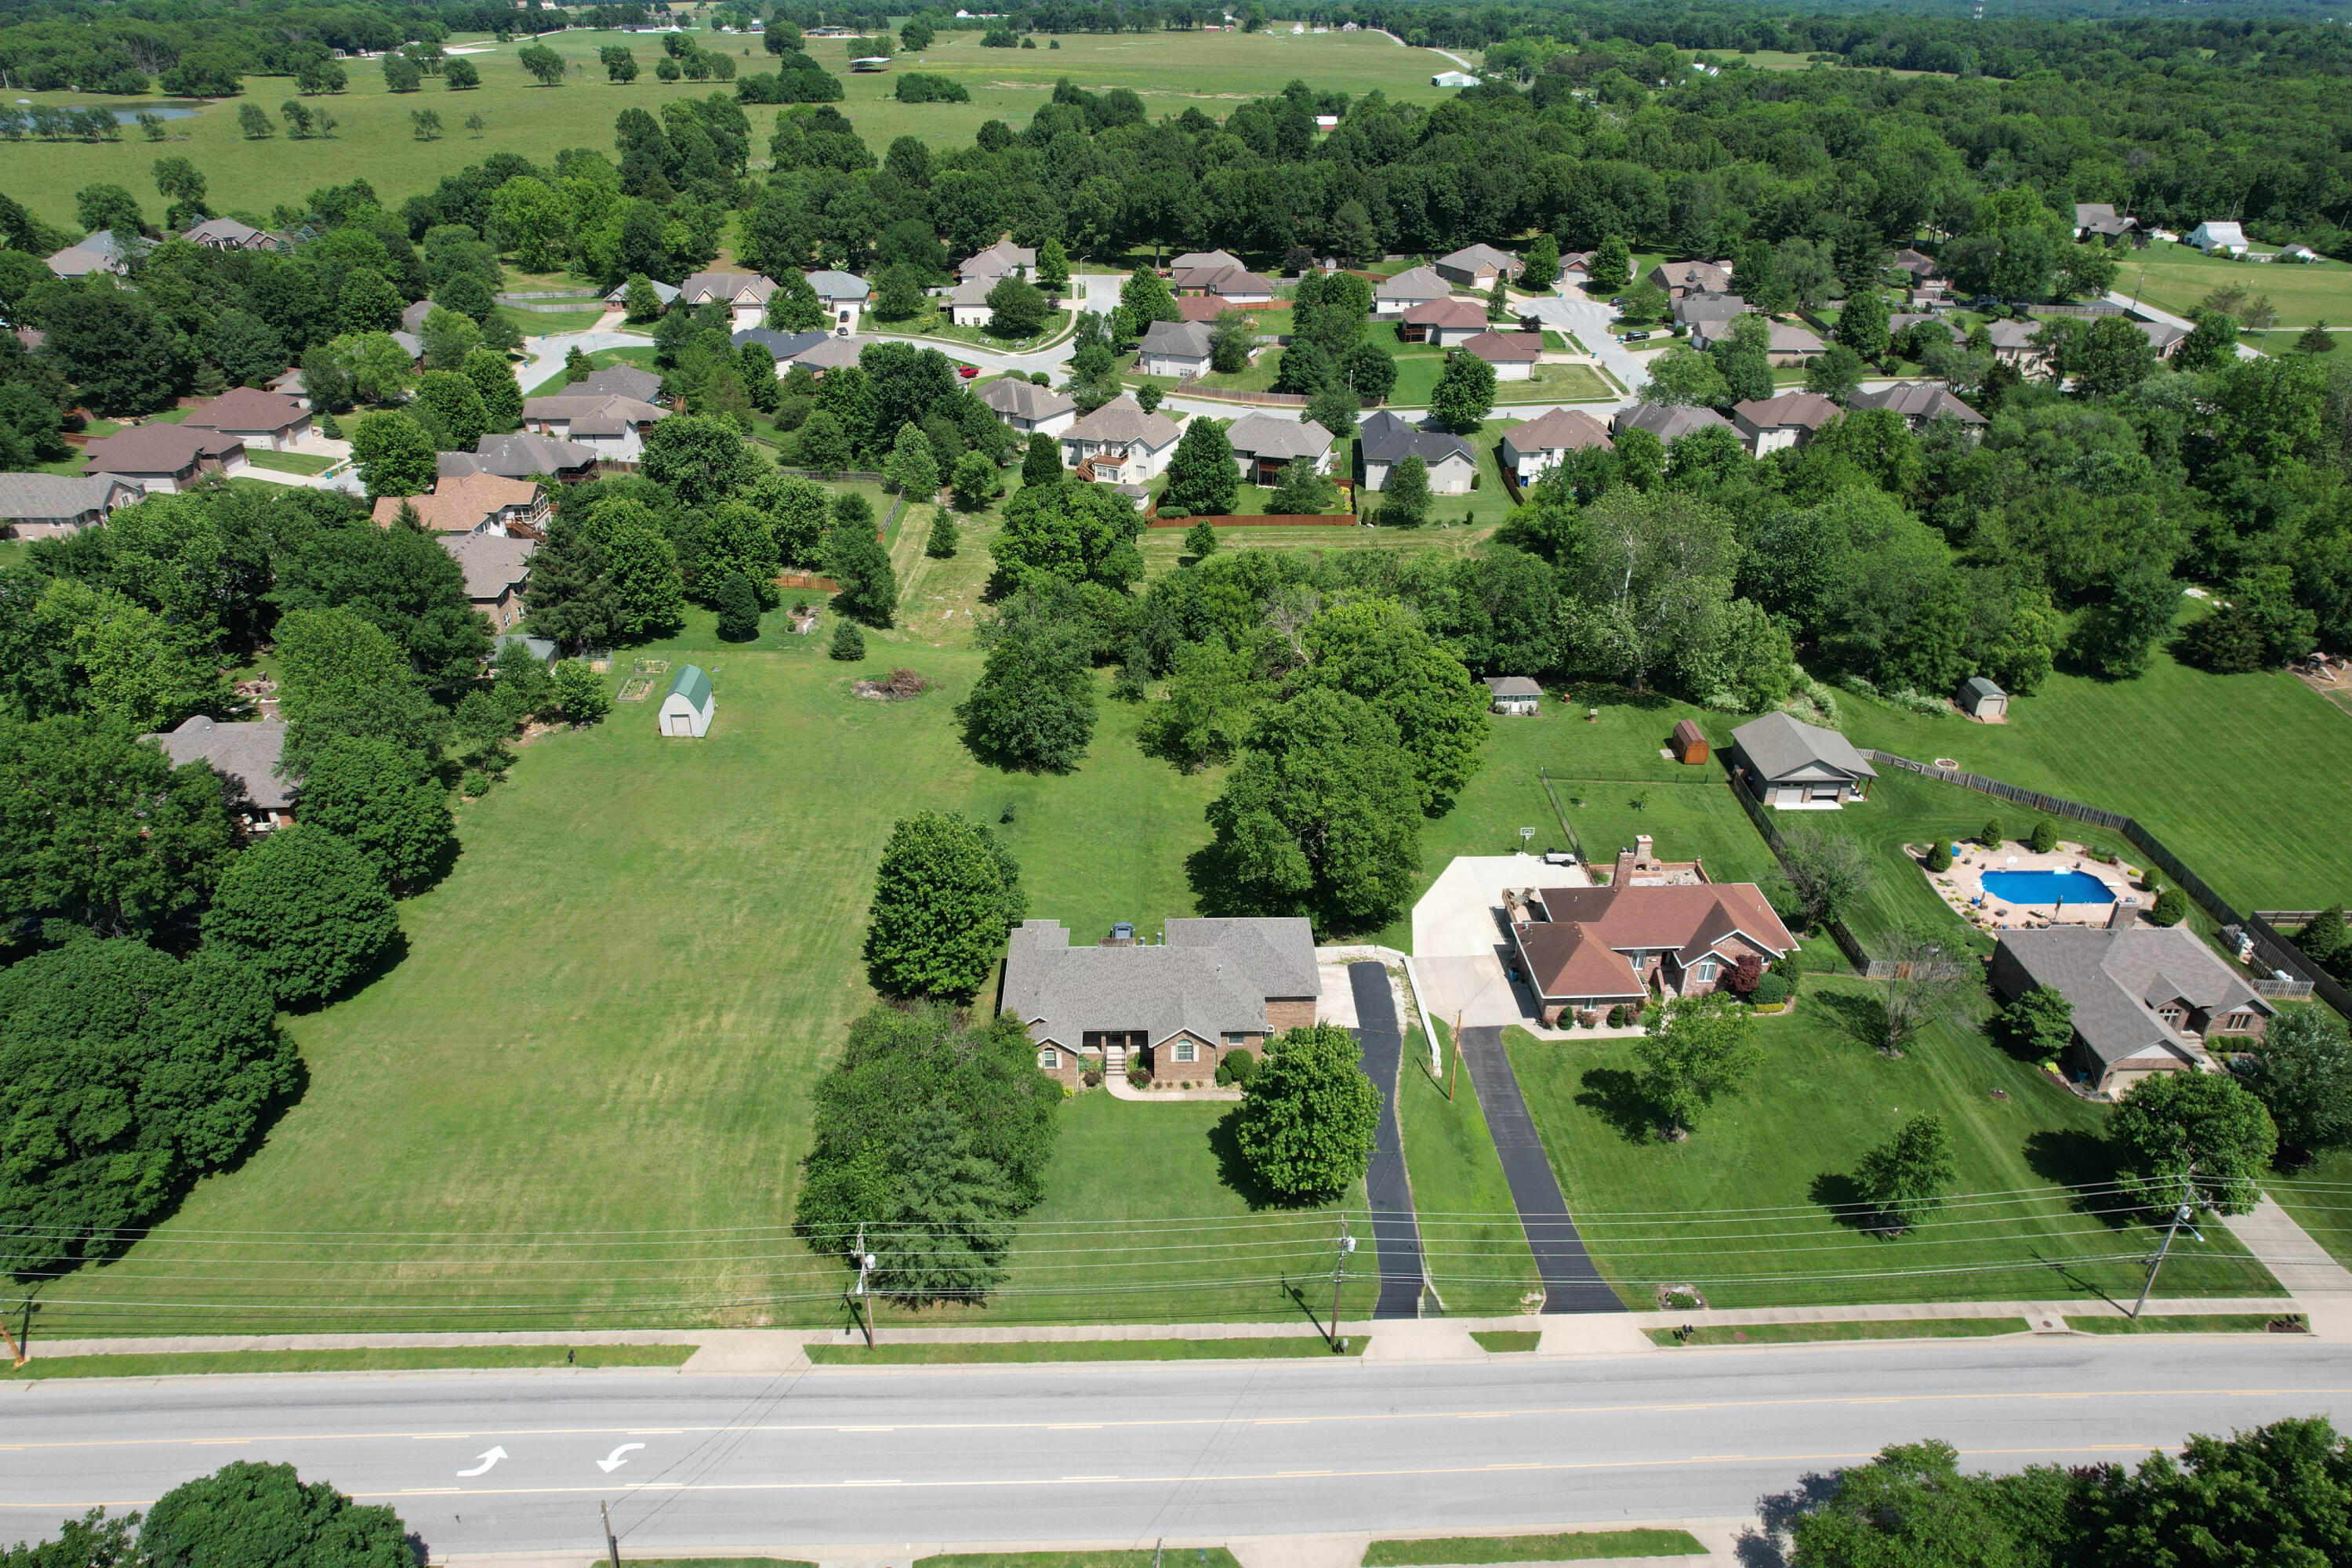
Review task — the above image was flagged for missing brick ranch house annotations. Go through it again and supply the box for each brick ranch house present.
[1509,866,1796,1024]
[1000,916,1318,1087]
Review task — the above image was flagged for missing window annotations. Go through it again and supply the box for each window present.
[1223,1033,1246,1047]
[2158,1006,2184,1026]
[1690,957,1719,983]
[1036,1048,1060,1069]
[2224,1012,2250,1031]
[1174,1040,1196,1062]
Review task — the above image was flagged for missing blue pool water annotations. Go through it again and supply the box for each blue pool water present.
[1980,869,2118,906]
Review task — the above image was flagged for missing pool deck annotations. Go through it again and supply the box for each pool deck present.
[1918,838,2145,933]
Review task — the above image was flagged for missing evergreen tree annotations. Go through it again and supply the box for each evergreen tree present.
[1380,454,1431,527]
[1185,519,1218,557]
[714,571,761,641]
[1486,276,1511,322]
[829,617,866,659]
[1163,417,1238,516]
[885,421,941,495]
[2297,320,2336,354]
[1022,430,1062,487]
[926,511,960,558]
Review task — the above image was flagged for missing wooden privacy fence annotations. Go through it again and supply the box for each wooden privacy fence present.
[779,468,887,484]
[775,572,840,591]
[1146,514,1356,528]
[1864,750,2337,1014]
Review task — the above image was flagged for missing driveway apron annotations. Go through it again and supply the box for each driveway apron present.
[1348,960,1426,1319]
[1455,1025,1624,1312]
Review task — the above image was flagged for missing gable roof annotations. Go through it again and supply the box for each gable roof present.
[604,278,681,307]
[1403,297,1489,328]
[1986,319,2045,350]
[1169,249,1246,273]
[45,245,117,279]
[522,394,669,435]
[0,472,143,521]
[437,531,537,601]
[80,423,244,474]
[1459,329,1541,365]
[372,471,543,534]
[2190,220,2247,245]
[1892,247,1937,277]
[805,269,869,299]
[2136,318,2189,351]
[1139,319,1215,358]
[1674,292,1749,322]
[667,663,713,710]
[678,270,779,306]
[1730,712,1878,784]
[978,377,1078,422]
[1357,410,1474,466]
[791,335,873,371]
[181,387,310,434]
[1374,265,1450,300]
[1998,924,2270,1069]
[1514,883,1797,1001]
[1848,382,1986,424]
[960,238,1036,278]
[568,365,664,403]
[1174,294,1234,322]
[1171,262,1275,296]
[140,716,295,810]
[1437,242,1521,275]
[1964,676,2005,699]
[462,431,601,479]
[1225,413,1333,463]
[1731,391,1842,432]
[1065,394,1180,448]
[1503,407,1612,456]
[1647,260,1733,294]
[1613,402,1734,445]
[1001,916,1317,1050]
[1486,675,1543,697]
[1768,323,1828,354]
[181,216,272,247]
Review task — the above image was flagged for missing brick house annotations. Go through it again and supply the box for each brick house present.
[1991,919,2273,1098]
[1000,916,1319,1087]
[1509,876,1796,1024]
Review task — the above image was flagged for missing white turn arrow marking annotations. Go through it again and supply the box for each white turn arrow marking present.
[596,1442,646,1474]
[456,1446,508,1478]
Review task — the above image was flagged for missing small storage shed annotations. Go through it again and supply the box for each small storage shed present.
[1671,719,1709,765]
[1484,676,1542,716]
[1959,676,2008,721]
[659,664,714,738]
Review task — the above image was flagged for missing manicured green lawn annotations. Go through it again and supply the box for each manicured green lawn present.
[1646,1317,2028,1347]
[2067,1312,2302,1335]
[1361,1531,1705,1565]
[1505,980,2285,1310]
[2269,1156,2352,1272]
[243,449,336,475]
[2,1345,691,1379]
[525,343,657,398]
[1136,520,1485,578]
[1386,357,1611,407]
[2118,239,2352,328]
[1837,645,2352,912]
[921,1554,1243,1568]
[862,306,1071,353]
[806,1334,1359,1363]
[4,30,1451,230]
[1470,1329,1542,1352]
[1399,1021,1543,1316]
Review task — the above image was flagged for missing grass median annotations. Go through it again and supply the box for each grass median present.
[1361,1530,1706,1564]
[1,1345,694,1380]
[1645,1318,2027,1348]
[806,1336,1364,1365]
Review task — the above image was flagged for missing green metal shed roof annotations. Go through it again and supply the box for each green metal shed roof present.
[668,664,713,710]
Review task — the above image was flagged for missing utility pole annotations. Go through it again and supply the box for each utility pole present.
[1446,1010,1463,1102]
[1328,1217,1356,1350]
[2131,1169,2200,1320]
[851,1224,877,1348]
[600,1501,621,1568]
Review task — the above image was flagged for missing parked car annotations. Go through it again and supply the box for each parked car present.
[1618,330,1652,342]
[956,365,980,379]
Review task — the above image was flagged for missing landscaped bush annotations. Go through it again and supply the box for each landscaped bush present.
[1980,816,2003,848]
[2029,818,2060,854]
[1751,972,1791,1007]
[1217,1046,1256,1087]
[2150,886,2189,926]
[829,619,866,659]
[1926,840,1954,873]
[1607,1004,1629,1027]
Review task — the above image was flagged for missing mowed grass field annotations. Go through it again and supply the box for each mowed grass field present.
[3,27,1454,230]
[2119,239,2352,330]
[1506,985,2286,1311]
[1838,642,2352,913]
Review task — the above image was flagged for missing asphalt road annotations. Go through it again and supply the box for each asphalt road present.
[5,1340,2348,1558]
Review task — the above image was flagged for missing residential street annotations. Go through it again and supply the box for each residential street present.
[5,1339,2347,1559]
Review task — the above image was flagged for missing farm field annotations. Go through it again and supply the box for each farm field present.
[1505,985,2286,1311]
[1837,644,2352,913]
[18,619,1276,1338]
[2118,240,2352,329]
[2,27,1454,231]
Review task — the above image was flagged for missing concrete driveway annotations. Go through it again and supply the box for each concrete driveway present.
[1408,854,1588,1033]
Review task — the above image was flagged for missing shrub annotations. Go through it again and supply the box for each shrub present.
[2029,818,2059,855]
[1751,972,1790,1007]
[2150,886,2189,926]
[1606,1004,1628,1027]
[1222,1046,1255,1085]
[1926,840,1953,873]
[829,619,866,660]
[1980,816,2003,848]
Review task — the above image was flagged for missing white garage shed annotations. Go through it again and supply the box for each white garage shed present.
[659,664,714,738]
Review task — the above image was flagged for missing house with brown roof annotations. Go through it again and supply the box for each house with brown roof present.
[141,715,296,831]
[79,424,246,493]
[1372,265,1451,318]
[1436,243,1523,289]
[521,394,668,461]
[677,270,779,330]
[1000,916,1319,1087]
[1991,920,2271,1098]
[438,532,538,631]
[1510,878,1797,1022]
[1174,294,1234,324]
[1766,322,1828,365]
[1646,260,1733,299]
[182,216,281,252]
[0,473,146,539]
[181,387,313,452]
[978,376,1078,438]
[1848,383,1986,433]
[1400,297,1489,347]
[1459,330,1541,379]
[1500,407,1611,485]
[1892,247,1938,280]
[1059,395,1181,484]
[372,471,547,536]
[1168,249,1247,275]
[1730,392,1841,456]
[1169,258,1274,302]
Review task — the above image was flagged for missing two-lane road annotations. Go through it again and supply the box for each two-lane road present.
[6,1338,2349,1558]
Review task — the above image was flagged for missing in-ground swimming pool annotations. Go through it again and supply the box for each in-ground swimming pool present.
[1979,869,2118,906]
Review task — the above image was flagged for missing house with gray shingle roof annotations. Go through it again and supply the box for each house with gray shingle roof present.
[1357,411,1475,494]
[1138,319,1216,379]
[1730,713,1877,808]
[1372,266,1451,318]
[977,376,1078,437]
[1613,402,1735,448]
[1991,921,2271,1098]
[141,715,296,829]
[0,473,146,539]
[1435,243,1523,288]
[1225,414,1334,483]
[999,916,1319,1087]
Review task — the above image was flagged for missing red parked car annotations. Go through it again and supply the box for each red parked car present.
[956,365,980,379]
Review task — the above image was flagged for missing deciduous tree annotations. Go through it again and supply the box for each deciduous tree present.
[1854,1112,1958,1232]
[1232,1023,1381,1199]
[1632,992,1759,1138]
[863,810,1026,999]
[2108,1070,2277,1216]
[201,823,398,1007]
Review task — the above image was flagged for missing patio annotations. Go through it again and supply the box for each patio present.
[1922,837,2145,933]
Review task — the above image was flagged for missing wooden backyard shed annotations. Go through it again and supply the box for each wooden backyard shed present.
[1671,719,1709,765]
